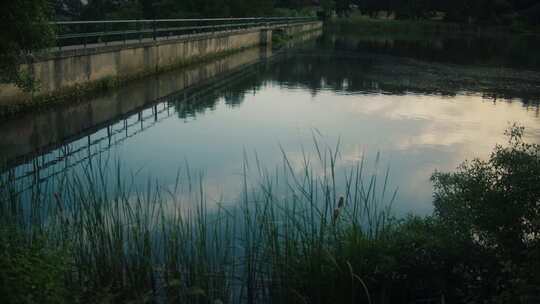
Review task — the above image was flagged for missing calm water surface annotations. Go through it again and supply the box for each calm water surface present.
[2,30,540,215]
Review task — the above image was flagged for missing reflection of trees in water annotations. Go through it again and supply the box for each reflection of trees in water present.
[168,44,540,121]
[322,28,540,71]
[170,66,267,120]
[165,30,540,122]
[223,78,264,107]
[268,45,540,107]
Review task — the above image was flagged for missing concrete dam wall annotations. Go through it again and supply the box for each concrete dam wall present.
[0,21,322,105]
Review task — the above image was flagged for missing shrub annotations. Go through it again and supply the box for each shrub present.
[0,227,69,304]
[432,124,540,301]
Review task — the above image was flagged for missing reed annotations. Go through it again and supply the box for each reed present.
[0,138,397,303]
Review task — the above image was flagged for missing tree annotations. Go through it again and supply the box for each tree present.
[348,0,539,27]
[0,0,55,93]
[431,125,540,298]
[320,0,336,19]
[54,0,84,20]
[335,0,352,17]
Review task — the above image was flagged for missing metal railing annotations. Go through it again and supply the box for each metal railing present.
[52,17,317,49]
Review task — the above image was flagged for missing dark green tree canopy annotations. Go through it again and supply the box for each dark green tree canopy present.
[353,0,540,25]
[0,0,54,91]
[432,125,540,266]
[51,0,540,26]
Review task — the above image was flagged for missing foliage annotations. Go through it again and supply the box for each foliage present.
[0,0,55,92]
[277,126,540,303]
[432,124,540,301]
[276,214,505,303]
[55,0,313,20]
[352,0,540,27]
[319,0,336,19]
[80,0,536,27]
[1,127,539,303]
[0,227,69,304]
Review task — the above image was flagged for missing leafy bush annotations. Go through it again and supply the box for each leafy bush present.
[0,227,69,304]
[432,124,540,302]
[0,0,55,92]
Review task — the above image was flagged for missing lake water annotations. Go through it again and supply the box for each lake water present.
[2,29,540,216]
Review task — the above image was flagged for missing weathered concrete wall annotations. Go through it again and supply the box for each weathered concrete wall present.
[0,22,322,106]
[282,22,323,36]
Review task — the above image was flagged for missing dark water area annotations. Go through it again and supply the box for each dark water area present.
[329,25,540,71]
[2,29,540,215]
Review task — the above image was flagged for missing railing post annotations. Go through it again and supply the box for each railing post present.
[103,22,108,46]
[152,20,157,41]
[57,24,62,50]
[139,21,142,42]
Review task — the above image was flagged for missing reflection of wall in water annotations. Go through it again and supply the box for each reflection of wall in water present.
[0,47,269,168]
[0,28,327,193]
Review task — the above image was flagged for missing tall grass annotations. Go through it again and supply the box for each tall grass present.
[0,139,397,303]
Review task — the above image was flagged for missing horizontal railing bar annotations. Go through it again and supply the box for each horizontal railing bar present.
[57,30,152,40]
[51,17,314,25]
[55,23,305,38]
[56,23,267,40]
[153,23,261,32]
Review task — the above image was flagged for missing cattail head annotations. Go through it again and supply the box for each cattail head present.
[332,208,340,226]
[338,196,344,208]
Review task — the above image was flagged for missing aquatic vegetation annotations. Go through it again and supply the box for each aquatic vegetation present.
[1,127,539,303]
[0,138,396,303]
